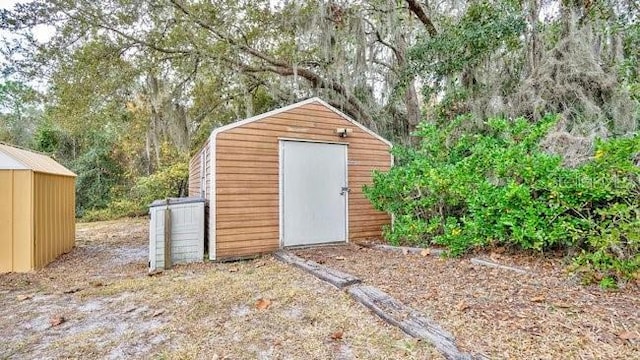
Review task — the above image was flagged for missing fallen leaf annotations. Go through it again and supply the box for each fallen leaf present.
[152,309,165,317]
[228,267,239,273]
[530,295,546,303]
[335,256,346,260]
[330,330,344,340]
[50,315,65,327]
[420,249,431,257]
[16,294,33,301]
[618,331,639,340]
[456,300,470,311]
[255,298,272,310]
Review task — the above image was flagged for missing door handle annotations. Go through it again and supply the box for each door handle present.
[340,186,350,195]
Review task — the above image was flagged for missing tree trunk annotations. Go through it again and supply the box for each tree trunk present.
[527,0,541,74]
[244,79,254,118]
[395,31,421,130]
[145,132,152,175]
[167,103,190,155]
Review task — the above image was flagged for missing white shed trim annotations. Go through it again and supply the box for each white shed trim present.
[210,97,393,148]
[209,134,216,261]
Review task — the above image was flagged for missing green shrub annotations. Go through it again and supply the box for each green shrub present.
[73,132,125,217]
[81,161,189,221]
[132,161,189,206]
[364,115,640,284]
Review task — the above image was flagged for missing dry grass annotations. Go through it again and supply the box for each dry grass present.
[295,244,640,360]
[0,219,440,359]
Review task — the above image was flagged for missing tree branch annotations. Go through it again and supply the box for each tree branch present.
[236,61,372,126]
[362,17,401,60]
[69,8,194,56]
[405,0,438,37]
[372,59,398,74]
[170,0,373,126]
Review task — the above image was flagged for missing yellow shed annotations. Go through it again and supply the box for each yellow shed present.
[0,143,76,272]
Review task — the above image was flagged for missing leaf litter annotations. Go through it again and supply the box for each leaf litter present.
[295,244,640,359]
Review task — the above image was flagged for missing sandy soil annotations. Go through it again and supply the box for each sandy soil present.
[0,219,440,359]
[294,244,640,360]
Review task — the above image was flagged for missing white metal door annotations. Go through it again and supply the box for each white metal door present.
[281,141,348,247]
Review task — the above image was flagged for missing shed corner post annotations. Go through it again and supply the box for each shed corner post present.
[278,139,284,249]
[208,132,217,261]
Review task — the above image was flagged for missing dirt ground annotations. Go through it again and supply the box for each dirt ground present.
[294,244,640,360]
[0,219,440,360]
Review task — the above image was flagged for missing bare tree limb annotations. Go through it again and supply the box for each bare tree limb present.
[405,0,438,36]
[362,17,401,60]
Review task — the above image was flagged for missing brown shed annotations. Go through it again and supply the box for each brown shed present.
[0,143,76,272]
[189,98,392,260]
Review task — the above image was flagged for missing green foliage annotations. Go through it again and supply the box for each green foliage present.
[73,132,125,217]
[0,81,42,147]
[33,120,60,154]
[364,115,640,283]
[598,276,618,290]
[133,161,189,207]
[409,1,525,81]
[82,161,189,222]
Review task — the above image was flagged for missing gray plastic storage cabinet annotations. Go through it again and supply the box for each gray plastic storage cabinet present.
[149,198,205,271]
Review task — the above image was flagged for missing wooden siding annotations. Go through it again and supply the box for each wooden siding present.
[32,173,75,270]
[188,139,211,199]
[215,101,391,259]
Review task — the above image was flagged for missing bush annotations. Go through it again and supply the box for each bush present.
[82,161,189,221]
[73,133,125,217]
[364,115,640,285]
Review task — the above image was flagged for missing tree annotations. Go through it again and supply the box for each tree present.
[406,0,638,139]
[0,80,42,146]
[1,0,441,144]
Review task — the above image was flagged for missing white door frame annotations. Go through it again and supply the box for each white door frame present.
[278,139,349,248]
